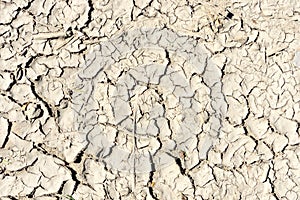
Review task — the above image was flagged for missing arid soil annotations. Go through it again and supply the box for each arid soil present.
[0,0,299,199]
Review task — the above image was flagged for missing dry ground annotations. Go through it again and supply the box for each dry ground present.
[0,0,299,199]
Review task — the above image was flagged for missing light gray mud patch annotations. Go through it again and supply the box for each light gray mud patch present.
[69,27,227,173]
[294,51,300,67]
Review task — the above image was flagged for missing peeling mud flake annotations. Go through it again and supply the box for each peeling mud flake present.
[0,2,19,24]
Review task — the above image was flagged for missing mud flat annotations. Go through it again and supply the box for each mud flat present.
[0,0,299,199]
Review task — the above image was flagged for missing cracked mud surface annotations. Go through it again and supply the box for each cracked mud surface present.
[0,0,299,199]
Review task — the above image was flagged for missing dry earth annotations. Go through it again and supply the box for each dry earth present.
[0,0,299,199]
